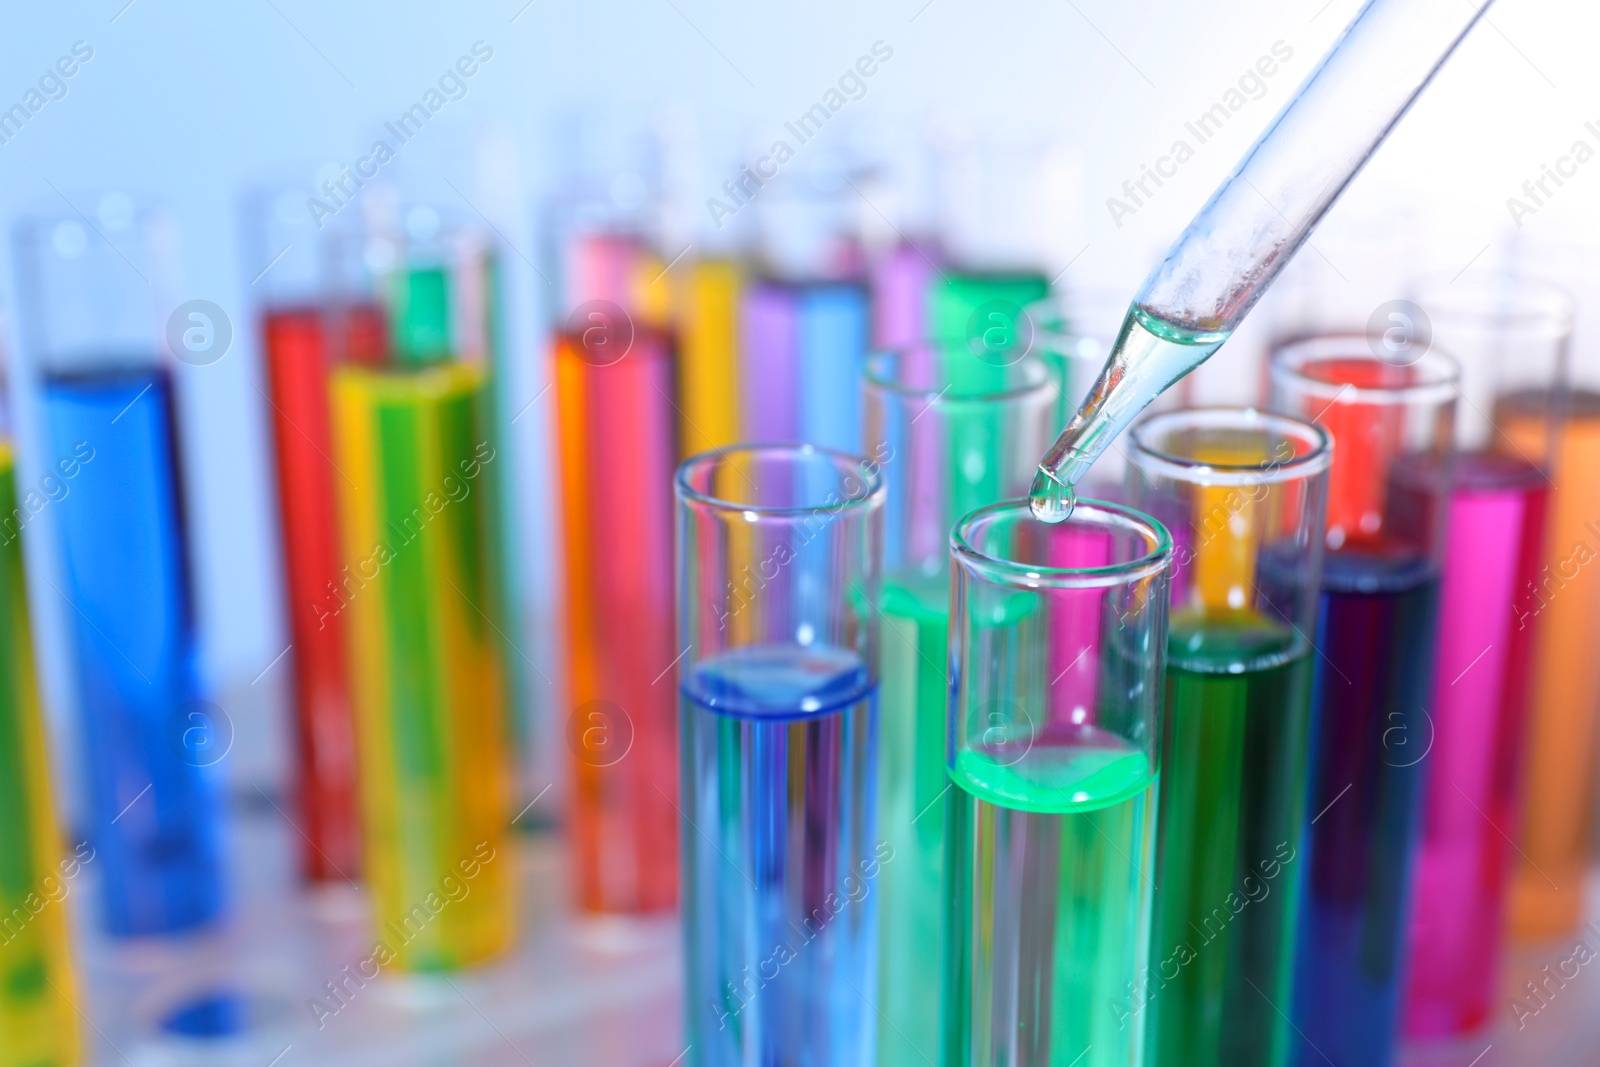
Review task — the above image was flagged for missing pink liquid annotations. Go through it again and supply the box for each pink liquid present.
[1402,452,1548,1037]
[1047,525,1109,728]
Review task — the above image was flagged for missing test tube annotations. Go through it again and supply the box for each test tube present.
[1455,283,1600,945]
[677,258,743,455]
[553,319,680,913]
[870,241,940,351]
[0,412,82,1065]
[740,280,801,441]
[1126,408,1329,1067]
[12,198,225,936]
[926,269,1049,350]
[738,277,872,452]
[1395,278,1567,1034]
[676,444,884,1065]
[945,500,1170,1067]
[1269,336,1456,1066]
[862,345,1056,1067]
[243,185,380,882]
[330,355,514,970]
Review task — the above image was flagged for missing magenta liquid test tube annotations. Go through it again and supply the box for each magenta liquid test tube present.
[1401,278,1570,1038]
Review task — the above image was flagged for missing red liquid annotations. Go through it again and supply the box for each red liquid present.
[261,304,385,881]
[554,326,680,913]
[1400,453,1548,1036]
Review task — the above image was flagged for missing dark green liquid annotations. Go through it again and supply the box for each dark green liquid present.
[1145,613,1312,1067]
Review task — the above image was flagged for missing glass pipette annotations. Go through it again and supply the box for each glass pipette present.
[1030,0,1495,522]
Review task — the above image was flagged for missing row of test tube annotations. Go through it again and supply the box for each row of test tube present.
[0,168,1595,1067]
[0,168,1064,1062]
[664,274,1593,1067]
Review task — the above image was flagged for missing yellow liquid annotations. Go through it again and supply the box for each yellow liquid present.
[0,441,82,1066]
[331,363,515,970]
[676,259,743,456]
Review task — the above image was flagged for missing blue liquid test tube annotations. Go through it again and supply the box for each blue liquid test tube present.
[13,198,225,936]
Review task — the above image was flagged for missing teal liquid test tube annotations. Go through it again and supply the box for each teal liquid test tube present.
[945,500,1171,1067]
[1126,408,1330,1067]
[926,270,1049,351]
[863,344,1056,1067]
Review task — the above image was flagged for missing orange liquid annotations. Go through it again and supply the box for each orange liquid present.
[1500,390,1600,938]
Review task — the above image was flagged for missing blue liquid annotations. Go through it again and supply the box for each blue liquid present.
[680,643,879,1067]
[1292,550,1440,1067]
[798,283,869,454]
[41,364,224,935]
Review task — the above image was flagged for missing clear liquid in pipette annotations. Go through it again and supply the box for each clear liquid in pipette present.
[1029,305,1230,523]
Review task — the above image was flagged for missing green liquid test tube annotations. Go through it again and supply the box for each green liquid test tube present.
[865,346,1056,1067]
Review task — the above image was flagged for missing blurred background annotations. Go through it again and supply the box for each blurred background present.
[1,0,1599,1064]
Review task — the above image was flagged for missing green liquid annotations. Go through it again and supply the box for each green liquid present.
[1145,614,1312,1067]
[876,578,951,1067]
[928,271,1050,363]
[1030,306,1228,523]
[391,265,452,366]
[943,731,1157,1067]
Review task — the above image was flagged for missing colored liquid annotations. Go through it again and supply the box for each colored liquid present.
[40,364,225,936]
[943,730,1157,1067]
[1500,391,1600,938]
[0,443,81,1067]
[799,283,869,454]
[1030,307,1228,523]
[927,271,1049,354]
[389,266,451,365]
[1400,454,1546,1036]
[678,260,742,455]
[554,329,680,913]
[330,361,514,970]
[680,643,878,1067]
[1147,614,1312,1067]
[740,282,800,442]
[739,280,869,452]
[876,577,949,1067]
[871,243,938,350]
[1291,551,1440,1067]
[261,305,365,881]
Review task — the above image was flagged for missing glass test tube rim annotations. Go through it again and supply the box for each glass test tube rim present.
[1411,273,1576,338]
[1127,406,1332,487]
[952,498,1172,591]
[675,441,886,520]
[863,347,1055,405]
[1269,332,1461,406]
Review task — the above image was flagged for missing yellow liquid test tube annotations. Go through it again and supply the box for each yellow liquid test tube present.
[0,441,82,1067]
[330,363,514,971]
[676,259,742,456]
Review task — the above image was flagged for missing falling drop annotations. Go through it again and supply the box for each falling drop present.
[1028,467,1076,524]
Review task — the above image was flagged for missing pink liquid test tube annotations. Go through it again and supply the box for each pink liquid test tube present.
[1401,278,1571,1038]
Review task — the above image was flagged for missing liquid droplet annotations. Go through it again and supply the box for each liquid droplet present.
[1028,468,1075,524]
